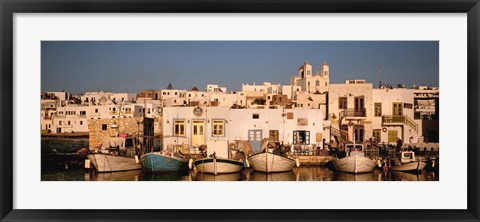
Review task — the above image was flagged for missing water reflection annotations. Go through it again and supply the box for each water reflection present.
[248,171,296,181]
[293,167,335,181]
[43,165,439,182]
[141,170,192,181]
[388,171,426,181]
[194,172,242,181]
[87,170,142,181]
[333,172,376,181]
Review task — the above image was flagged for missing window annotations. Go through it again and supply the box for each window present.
[374,103,382,117]
[316,80,320,86]
[252,114,259,119]
[293,131,310,145]
[67,121,70,125]
[373,129,381,142]
[95,109,98,113]
[80,121,83,125]
[339,97,347,109]
[59,121,62,126]
[102,124,107,130]
[393,102,403,116]
[269,130,279,140]
[174,120,186,136]
[212,120,225,136]
[354,96,364,112]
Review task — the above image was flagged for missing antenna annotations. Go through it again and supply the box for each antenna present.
[377,67,383,88]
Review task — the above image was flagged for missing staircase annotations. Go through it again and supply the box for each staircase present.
[404,115,418,132]
[330,126,349,143]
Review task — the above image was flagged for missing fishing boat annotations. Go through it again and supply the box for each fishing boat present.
[332,144,376,174]
[194,154,244,175]
[140,145,190,173]
[194,141,246,175]
[87,136,142,173]
[248,139,298,173]
[388,151,427,172]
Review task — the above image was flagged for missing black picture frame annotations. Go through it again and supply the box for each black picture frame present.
[1,0,479,221]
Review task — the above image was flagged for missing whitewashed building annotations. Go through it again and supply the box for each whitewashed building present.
[229,109,324,152]
[206,84,227,93]
[372,87,419,144]
[162,106,324,155]
[328,80,374,143]
[159,89,187,107]
[51,104,144,133]
[162,106,230,157]
[290,61,330,94]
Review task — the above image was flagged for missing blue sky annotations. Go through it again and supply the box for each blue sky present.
[41,41,438,94]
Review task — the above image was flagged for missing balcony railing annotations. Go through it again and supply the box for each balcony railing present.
[342,108,366,118]
[382,115,418,132]
[382,115,405,124]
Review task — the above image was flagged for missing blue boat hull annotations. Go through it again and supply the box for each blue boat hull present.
[141,152,189,173]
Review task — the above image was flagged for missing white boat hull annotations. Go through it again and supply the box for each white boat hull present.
[194,158,244,175]
[87,153,141,173]
[332,155,376,174]
[248,153,296,173]
[390,161,427,172]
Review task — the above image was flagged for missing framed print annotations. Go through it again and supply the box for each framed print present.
[1,0,479,221]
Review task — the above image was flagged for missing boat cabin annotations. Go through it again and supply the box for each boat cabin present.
[99,136,137,157]
[346,144,364,157]
[399,151,416,164]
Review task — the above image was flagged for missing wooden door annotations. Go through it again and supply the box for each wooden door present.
[192,120,205,147]
[248,130,262,152]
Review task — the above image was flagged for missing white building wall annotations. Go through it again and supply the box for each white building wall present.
[373,88,419,144]
[162,106,230,156]
[229,109,324,148]
[111,93,136,104]
[209,93,238,107]
[328,82,373,142]
[186,91,209,106]
[81,91,114,105]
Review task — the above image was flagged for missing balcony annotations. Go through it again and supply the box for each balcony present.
[341,108,366,119]
[382,115,405,125]
[382,115,418,132]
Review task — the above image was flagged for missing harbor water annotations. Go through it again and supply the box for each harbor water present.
[41,138,439,181]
